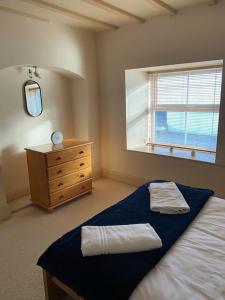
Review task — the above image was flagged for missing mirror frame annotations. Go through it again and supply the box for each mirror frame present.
[24,80,43,117]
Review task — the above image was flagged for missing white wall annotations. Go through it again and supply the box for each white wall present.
[0,67,74,200]
[0,10,100,172]
[97,2,225,197]
[125,70,149,149]
[0,11,101,215]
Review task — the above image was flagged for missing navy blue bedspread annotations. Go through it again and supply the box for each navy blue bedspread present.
[37,181,213,300]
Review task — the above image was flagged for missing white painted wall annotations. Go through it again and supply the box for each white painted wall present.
[0,12,84,76]
[125,69,149,149]
[0,11,100,216]
[0,67,74,200]
[0,10,100,172]
[97,2,225,197]
[0,163,10,220]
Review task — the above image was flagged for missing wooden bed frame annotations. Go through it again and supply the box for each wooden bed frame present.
[43,270,84,300]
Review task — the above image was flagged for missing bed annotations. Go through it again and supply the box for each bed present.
[38,181,225,300]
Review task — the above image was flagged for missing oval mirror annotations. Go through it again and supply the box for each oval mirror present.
[24,80,43,117]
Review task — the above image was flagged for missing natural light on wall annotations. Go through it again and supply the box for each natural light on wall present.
[125,60,223,163]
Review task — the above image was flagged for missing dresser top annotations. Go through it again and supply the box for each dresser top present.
[25,139,92,154]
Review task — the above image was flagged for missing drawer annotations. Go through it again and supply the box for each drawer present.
[47,145,91,167]
[49,168,92,193]
[48,156,91,180]
[50,179,92,205]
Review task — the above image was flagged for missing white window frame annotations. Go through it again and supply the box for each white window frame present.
[147,66,222,154]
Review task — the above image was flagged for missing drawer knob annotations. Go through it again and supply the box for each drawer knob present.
[58,183,63,187]
[79,150,84,154]
[57,170,62,174]
[56,157,62,161]
[81,186,85,190]
[59,195,64,199]
[80,174,85,178]
[80,163,84,167]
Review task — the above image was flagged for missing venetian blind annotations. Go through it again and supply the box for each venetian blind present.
[149,67,222,151]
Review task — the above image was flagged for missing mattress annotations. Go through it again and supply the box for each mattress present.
[130,196,225,300]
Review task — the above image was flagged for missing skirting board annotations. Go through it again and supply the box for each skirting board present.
[7,187,30,203]
[102,168,149,187]
[93,169,102,180]
[0,204,11,221]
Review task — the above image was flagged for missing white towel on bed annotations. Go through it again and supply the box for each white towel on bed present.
[149,182,190,214]
[81,223,162,257]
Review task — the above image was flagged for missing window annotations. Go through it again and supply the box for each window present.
[148,65,222,153]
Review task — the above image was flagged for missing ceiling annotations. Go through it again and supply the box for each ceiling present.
[0,0,221,31]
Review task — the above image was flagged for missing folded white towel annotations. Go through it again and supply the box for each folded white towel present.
[149,182,190,214]
[81,223,162,257]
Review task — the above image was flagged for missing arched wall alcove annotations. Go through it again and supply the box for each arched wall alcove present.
[0,15,100,220]
[0,64,90,202]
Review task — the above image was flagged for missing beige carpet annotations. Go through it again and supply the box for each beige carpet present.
[0,178,135,300]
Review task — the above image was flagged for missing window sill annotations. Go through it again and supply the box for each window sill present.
[127,145,216,165]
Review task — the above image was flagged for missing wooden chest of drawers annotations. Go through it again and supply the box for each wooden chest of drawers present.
[25,140,92,212]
